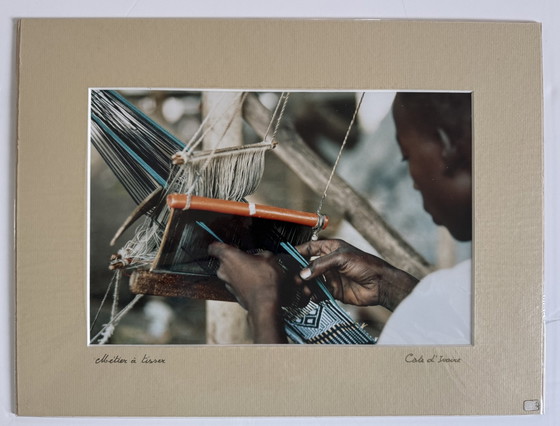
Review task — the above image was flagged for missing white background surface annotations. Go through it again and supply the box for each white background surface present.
[1,1,558,425]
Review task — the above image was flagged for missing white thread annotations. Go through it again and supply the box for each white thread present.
[184,93,249,196]
[97,324,115,345]
[186,193,192,209]
[264,92,290,144]
[184,92,227,151]
[91,294,144,344]
[248,203,256,215]
[89,271,119,333]
[110,269,121,318]
[171,150,190,165]
[110,92,283,278]
[94,92,289,343]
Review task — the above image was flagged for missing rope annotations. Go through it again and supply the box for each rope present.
[263,93,284,142]
[264,92,290,144]
[110,269,121,318]
[184,92,227,151]
[91,293,145,344]
[315,93,365,216]
[89,271,118,333]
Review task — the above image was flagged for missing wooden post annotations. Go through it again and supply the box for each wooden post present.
[203,92,252,344]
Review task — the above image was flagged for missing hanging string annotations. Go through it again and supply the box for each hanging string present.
[184,92,227,152]
[184,92,249,196]
[263,93,284,142]
[264,92,290,144]
[94,268,123,344]
[89,271,119,333]
[273,93,290,142]
[314,92,365,238]
[90,293,145,344]
[178,92,289,201]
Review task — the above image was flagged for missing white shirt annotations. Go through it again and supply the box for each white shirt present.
[377,260,471,345]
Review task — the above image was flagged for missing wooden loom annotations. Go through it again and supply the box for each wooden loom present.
[129,194,329,301]
[92,90,328,301]
[93,90,432,279]
[90,90,433,344]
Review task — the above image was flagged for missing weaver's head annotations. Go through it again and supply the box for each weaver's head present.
[392,92,472,241]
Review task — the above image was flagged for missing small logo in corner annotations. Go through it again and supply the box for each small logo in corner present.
[523,400,540,412]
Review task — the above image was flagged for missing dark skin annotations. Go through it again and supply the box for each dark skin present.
[209,93,472,343]
[295,239,419,312]
[392,95,472,241]
[208,243,288,343]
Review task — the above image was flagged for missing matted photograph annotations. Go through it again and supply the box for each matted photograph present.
[89,89,472,346]
[15,19,543,417]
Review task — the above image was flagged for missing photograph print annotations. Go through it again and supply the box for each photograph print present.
[88,89,472,346]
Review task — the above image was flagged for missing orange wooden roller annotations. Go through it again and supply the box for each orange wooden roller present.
[166,194,328,230]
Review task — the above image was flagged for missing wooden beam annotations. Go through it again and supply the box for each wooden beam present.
[129,270,236,302]
[243,93,433,279]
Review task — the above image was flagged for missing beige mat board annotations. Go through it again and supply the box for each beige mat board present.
[16,19,543,416]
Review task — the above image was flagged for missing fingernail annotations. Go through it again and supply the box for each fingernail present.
[300,268,311,280]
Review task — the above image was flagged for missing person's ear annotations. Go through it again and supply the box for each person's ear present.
[436,127,459,174]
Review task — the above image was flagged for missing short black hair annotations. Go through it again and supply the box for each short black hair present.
[394,92,472,172]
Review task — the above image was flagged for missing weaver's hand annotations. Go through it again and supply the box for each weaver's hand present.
[295,239,419,311]
[208,242,288,343]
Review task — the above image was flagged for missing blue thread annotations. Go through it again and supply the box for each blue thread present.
[280,241,334,302]
[196,221,225,243]
[108,90,185,150]
[92,113,167,187]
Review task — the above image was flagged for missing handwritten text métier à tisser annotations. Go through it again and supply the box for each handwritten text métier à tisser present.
[95,354,165,364]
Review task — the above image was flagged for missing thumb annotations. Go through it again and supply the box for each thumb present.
[298,252,346,281]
